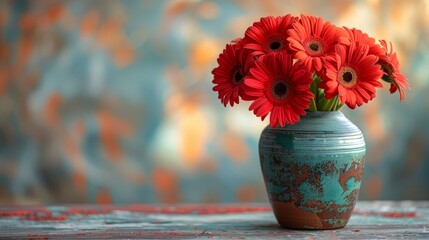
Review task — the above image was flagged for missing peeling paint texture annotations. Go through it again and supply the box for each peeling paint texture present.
[259,111,366,229]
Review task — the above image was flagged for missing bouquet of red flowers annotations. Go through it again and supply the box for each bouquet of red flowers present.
[212,14,409,128]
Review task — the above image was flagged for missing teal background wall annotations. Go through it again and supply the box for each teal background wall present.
[0,0,428,204]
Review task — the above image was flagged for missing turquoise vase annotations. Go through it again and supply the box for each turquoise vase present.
[259,111,365,230]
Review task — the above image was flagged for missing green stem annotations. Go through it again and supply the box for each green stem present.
[309,72,319,112]
[331,95,344,111]
[335,102,344,111]
[309,97,317,112]
[328,95,338,111]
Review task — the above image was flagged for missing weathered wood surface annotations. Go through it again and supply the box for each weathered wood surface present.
[0,201,428,239]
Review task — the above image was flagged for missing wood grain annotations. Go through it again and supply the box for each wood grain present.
[0,201,428,239]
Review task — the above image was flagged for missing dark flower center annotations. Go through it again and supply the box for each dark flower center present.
[272,81,288,99]
[342,72,353,83]
[306,40,323,55]
[380,63,394,83]
[338,66,357,87]
[234,71,243,82]
[232,66,244,84]
[270,41,281,50]
[309,43,319,51]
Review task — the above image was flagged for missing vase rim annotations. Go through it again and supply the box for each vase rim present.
[302,111,344,117]
[266,111,351,129]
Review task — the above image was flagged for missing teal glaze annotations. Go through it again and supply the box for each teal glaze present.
[259,111,365,230]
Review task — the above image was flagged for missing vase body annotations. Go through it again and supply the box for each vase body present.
[259,111,365,230]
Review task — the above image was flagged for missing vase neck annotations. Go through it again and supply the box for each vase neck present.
[301,111,344,119]
[265,111,357,132]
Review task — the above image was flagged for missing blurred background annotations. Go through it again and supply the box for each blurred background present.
[0,0,428,205]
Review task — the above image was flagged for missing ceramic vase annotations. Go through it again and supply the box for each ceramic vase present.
[259,111,365,229]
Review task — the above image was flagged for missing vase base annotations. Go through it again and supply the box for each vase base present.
[278,223,346,230]
[271,201,350,230]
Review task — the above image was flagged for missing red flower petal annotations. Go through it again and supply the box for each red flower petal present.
[245,52,314,127]
[378,40,410,101]
[212,43,256,106]
[287,14,340,73]
[242,15,297,56]
[319,42,384,108]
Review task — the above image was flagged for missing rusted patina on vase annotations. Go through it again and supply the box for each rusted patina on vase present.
[259,111,365,230]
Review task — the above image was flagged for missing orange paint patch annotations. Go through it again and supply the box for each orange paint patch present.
[164,0,193,19]
[364,176,382,199]
[221,131,249,164]
[95,17,136,68]
[44,5,65,23]
[0,67,9,95]
[62,136,80,160]
[112,41,135,68]
[0,7,10,29]
[271,201,323,229]
[152,167,177,192]
[97,110,132,161]
[19,14,37,31]
[44,92,63,126]
[0,41,9,60]
[18,36,33,65]
[81,10,99,36]
[72,172,86,190]
[96,188,113,204]
[152,167,180,203]
[236,185,256,202]
[97,18,122,48]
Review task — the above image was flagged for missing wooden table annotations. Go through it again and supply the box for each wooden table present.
[0,201,428,239]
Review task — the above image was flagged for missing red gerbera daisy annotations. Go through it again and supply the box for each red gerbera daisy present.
[339,27,384,56]
[212,44,254,106]
[242,15,297,56]
[319,43,384,109]
[287,14,341,73]
[231,37,243,45]
[378,40,410,101]
[244,52,314,127]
